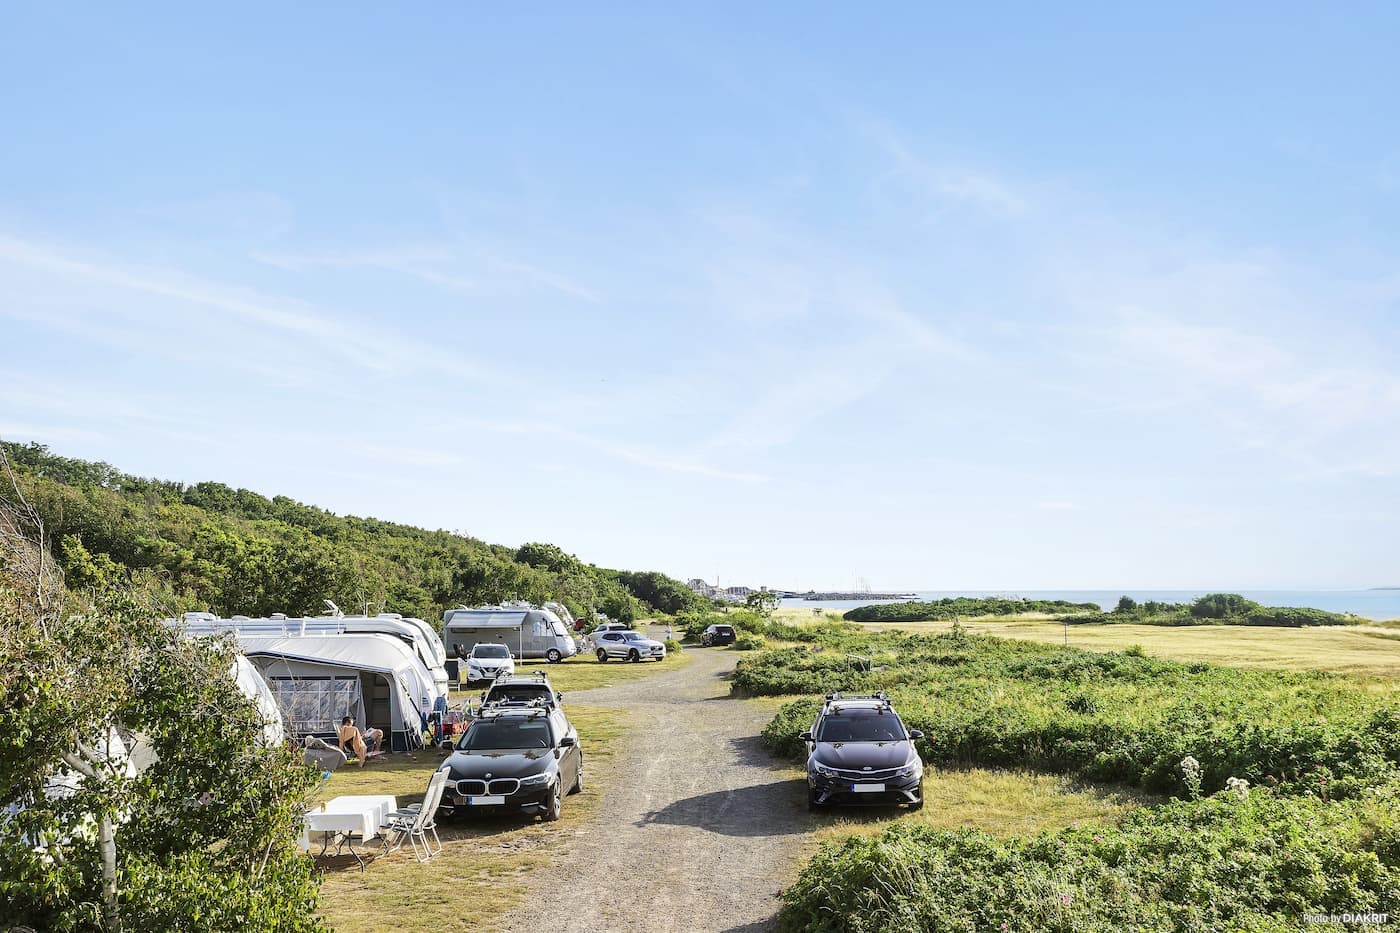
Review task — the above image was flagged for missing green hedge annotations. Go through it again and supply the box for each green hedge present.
[844,597,1098,623]
[746,630,1400,798]
[777,789,1400,932]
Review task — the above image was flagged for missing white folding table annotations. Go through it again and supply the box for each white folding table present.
[302,794,398,871]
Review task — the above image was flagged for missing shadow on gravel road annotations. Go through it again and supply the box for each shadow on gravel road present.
[720,920,779,933]
[728,735,797,774]
[635,778,807,837]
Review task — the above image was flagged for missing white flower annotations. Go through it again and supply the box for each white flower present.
[1225,776,1250,799]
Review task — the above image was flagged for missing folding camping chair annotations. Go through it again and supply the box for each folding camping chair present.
[385,769,448,862]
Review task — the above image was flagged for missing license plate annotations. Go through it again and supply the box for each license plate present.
[467,795,505,805]
[852,783,885,793]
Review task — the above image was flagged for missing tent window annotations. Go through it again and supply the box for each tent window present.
[266,675,363,738]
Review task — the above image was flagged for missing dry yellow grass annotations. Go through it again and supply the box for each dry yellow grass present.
[770,607,1400,679]
[864,617,1400,679]
[808,768,1147,847]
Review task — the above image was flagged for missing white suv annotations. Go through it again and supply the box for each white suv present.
[464,643,516,684]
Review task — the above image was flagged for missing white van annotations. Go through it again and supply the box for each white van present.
[443,605,579,663]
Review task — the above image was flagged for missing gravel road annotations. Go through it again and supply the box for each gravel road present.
[497,645,808,933]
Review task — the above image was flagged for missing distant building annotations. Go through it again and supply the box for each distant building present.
[686,578,762,603]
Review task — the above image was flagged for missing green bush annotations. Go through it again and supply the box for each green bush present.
[663,638,684,655]
[747,630,1400,798]
[1191,592,1261,619]
[845,597,1098,623]
[733,633,767,651]
[777,788,1400,932]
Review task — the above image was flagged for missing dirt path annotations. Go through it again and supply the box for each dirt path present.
[497,645,807,933]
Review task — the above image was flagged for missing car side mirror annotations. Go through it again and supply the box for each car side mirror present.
[908,730,924,740]
[559,736,576,747]
[798,730,813,742]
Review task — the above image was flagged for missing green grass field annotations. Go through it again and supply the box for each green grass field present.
[499,646,690,694]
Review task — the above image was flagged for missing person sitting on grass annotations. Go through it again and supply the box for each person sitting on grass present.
[338,716,368,767]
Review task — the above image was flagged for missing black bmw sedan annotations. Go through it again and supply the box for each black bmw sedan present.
[438,705,583,822]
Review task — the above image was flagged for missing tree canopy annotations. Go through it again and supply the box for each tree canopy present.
[1,441,701,622]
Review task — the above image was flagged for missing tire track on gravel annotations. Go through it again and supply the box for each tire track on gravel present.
[496,645,807,933]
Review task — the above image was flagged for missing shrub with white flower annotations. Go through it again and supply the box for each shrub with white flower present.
[1180,755,1203,800]
[1225,776,1250,800]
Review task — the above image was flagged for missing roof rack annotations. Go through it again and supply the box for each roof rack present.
[823,691,890,704]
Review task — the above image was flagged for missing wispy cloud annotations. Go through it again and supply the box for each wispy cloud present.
[862,121,1027,215]
[250,246,477,292]
[448,416,767,483]
[489,256,601,304]
[0,234,501,384]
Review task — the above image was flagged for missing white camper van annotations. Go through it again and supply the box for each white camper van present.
[442,604,579,663]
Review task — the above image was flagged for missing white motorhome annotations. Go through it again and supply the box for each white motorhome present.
[174,611,450,703]
[443,604,579,663]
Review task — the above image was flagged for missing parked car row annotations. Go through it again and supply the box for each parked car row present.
[434,665,925,831]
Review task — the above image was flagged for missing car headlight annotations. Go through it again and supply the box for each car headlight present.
[895,759,923,780]
[811,761,839,778]
[518,772,551,786]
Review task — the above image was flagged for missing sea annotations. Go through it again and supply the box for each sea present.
[779,589,1400,622]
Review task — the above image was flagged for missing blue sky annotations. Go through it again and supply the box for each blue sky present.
[2,4,1398,589]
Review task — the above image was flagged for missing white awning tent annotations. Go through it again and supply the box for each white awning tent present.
[175,612,449,703]
[233,655,286,747]
[234,634,428,752]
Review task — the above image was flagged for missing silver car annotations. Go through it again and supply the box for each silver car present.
[594,630,666,663]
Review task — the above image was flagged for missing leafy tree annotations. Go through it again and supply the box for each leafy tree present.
[0,491,323,931]
[1191,592,1262,620]
[1114,595,1138,614]
[746,590,780,617]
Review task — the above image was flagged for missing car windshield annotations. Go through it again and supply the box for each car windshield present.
[457,718,552,750]
[472,644,510,659]
[621,632,647,641]
[816,710,906,743]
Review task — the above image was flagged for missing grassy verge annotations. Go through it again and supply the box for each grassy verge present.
[484,647,690,695]
[810,768,1147,846]
[317,705,628,932]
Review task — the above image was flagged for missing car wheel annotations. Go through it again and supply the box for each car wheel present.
[701,635,711,646]
[596,649,608,663]
[546,648,562,663]
[807,788,825,812]
[908,794,924,811]
[542,779,562,822]
[628,648,640,662]
[571,754,584,794]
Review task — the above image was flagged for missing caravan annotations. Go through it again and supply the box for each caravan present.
[443,604,579,663]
